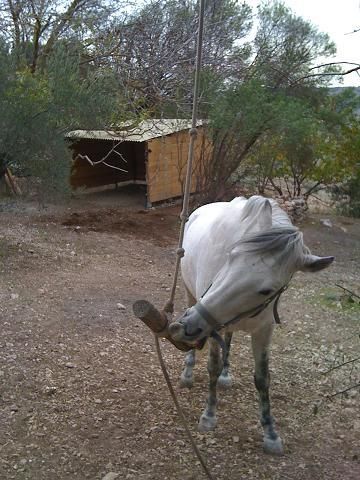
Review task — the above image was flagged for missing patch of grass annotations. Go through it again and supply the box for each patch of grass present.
[316,287,360,314]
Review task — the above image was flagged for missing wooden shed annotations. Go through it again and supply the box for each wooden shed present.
[67,119,210,207]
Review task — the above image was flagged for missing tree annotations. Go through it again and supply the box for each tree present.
[248,0,338,88]
[196,1,356,202]
[244,87,360,200]
[0,0,358,204]
[94,0,252,115]
[0,0,117,72]
[0,43,126,197]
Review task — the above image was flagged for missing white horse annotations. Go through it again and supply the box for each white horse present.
[169,196,334,454]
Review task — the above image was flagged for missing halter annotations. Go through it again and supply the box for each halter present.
[193,283,289,332]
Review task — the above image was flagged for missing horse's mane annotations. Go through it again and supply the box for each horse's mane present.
[230,225,303,251]
[229,197,309,266]
[240,227,306,255]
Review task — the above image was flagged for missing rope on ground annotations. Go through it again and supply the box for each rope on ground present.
[154,335,215,480]
[154,2,216,478]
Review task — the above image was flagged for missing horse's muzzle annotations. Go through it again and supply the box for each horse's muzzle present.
[168,309,209,349]
[169,321,207,349]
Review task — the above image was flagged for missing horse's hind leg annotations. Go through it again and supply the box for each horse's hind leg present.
[251,322,283,455]
[217,332,233,389]
[179,286,197,388]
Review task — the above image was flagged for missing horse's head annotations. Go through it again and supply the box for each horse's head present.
[169,226,334,347]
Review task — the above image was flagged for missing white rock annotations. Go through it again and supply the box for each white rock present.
[102,473,120,480]
[320,218,333,228]
[44,386,57,395]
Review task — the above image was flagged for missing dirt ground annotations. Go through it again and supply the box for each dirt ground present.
[0,191,359,480]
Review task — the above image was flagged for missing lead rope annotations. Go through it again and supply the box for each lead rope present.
[154,336,215,480]
[163,0,205,317]
[154,1,216,479]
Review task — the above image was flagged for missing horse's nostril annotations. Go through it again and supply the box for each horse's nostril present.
[168,322,185,341]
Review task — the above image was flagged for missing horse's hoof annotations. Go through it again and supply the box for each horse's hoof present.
[179,374,193,389]
[263,436,284,455]
[217,374,232,389]
[198,414,217,432]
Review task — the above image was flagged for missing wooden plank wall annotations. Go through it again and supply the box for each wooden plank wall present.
[146,127,211,203]
[70,139,145,189]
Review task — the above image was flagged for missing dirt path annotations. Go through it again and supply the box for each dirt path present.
[0,198,359,480]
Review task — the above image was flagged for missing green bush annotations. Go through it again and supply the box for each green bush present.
[332,170,360,217]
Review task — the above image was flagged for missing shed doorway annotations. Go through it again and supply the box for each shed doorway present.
[70,139,148,207]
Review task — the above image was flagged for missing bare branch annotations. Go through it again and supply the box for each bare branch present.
[326,382,360,399]
[75,153,128,173]
[74,139,129,173]
[322,356,360,375]
[307,61,360,72]
[292,63,360,85]
[335,284,360,300]
[345,27,360,35]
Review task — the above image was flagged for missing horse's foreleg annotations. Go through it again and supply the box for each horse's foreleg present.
[179,285,197,388]
[251,323,283,455]
[180,349,196,388]
[218,332,233,388]
[198,338,222,432]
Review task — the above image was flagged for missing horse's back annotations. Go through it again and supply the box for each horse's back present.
[185,197,247,237]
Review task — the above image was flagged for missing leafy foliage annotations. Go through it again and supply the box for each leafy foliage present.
[192,0,359,202]
[0,0,358,206]
[0,0,116,72]
[0,43,124,197]
[251,1,337,87]
[242,87,360,199]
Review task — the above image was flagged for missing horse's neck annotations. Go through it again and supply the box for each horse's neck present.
[184,198,293,297]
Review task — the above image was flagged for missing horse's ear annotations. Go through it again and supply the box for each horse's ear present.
[300,254,335,272]
[258,199,272,230]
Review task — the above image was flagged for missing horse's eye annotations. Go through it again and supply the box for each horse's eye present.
[259,289,273,296]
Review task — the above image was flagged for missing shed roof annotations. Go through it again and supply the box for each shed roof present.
[66,119,204,143]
